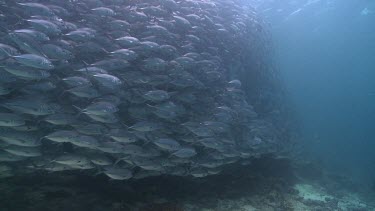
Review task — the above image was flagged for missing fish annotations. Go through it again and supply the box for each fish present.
[110,49,138,61]
[143,90,170,102]
[199,138,226,151]
[0,113,25,127]
[26,19,61,36]
[102,166,133,180]
[66,85,100,98]
[42,44,73,60]
[3,63,51,80]
[21,81,56,94]
[3,99,60,116]
[69,162,96,170]
[44,163,74,172]
[86,113,119,124]
[53,154,90,166]
[89,154,113,166]
[65,29,95,42]
[115,36,140,48]
[18,3,55,17]
[171,147,197,158]
[12,54,54,70]
[78,102,118,116]
[130,121,162,132]
[91,7,116,17]
[108,129,138,144]
[68,135,100,149]
[121,144,146,156]
[153,138,181,151]
[44,113,76,125]
[0,130,41,147]
[44,130,80,143]
[3,145,41,157]
[93,73,123,89]
[0,164,12,173]
[13,29,50,42]
[190,168,208,178]
[73,123,108,135]
[133,158,163,171]
[96,142,126,154]
[0,44,19,59]
[0,151,27,162]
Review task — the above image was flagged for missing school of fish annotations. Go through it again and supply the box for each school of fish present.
[0,0,286,180]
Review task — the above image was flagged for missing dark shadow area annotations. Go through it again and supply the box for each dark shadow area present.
[0,156,300,211]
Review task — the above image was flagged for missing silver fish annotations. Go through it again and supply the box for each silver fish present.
[0,113,25,127]
[103,167,132,180]
[12,54,54,70]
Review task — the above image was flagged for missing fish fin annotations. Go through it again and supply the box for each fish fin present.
[72,105,84,117]
[141,140,151,147]
[81,60,89,66]
[0,24,9,33]
[146,103,156,109]
[114,158,124,166]
[168,91,179,96]
[121,122,130,129]
[93,170,103,177]
[79,60,91,72]
[58,89,68,100]
[168,153,174,158]
[0,47,12,58]
[130,165,136,170]
[101,48,109,54]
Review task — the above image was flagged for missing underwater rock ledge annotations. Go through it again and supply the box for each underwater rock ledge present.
[1,157,374,211]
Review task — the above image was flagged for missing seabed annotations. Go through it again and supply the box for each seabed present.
[1,156,374,211]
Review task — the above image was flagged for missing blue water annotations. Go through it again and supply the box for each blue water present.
[255,0,375,184]
[1,0,374,209]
